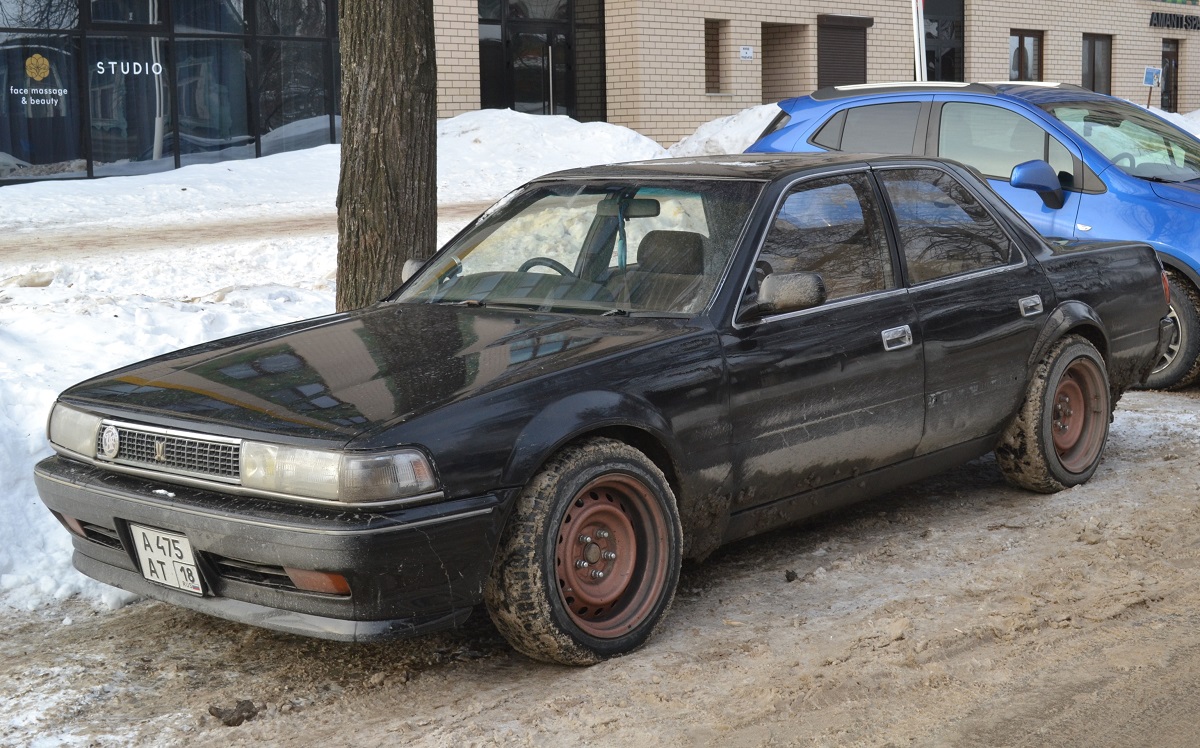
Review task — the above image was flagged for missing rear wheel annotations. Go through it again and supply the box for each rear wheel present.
[997,335,1110,493]
[484,438,682,665]
[1142,270,1200,390]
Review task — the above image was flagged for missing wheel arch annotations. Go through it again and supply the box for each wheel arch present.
[1029,301,1110,373]
[501,390,685,502]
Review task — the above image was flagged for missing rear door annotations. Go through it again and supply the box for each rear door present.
[874,164,1055,456]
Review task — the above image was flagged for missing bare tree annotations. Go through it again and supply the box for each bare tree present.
[335,0,437,311]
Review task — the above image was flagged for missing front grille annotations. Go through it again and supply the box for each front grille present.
[96,421,241,483]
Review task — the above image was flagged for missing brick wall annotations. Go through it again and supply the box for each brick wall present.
[962,0,1200,112]
[434,0,479,118]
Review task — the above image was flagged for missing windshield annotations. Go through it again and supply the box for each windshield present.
[395,179,764,315]
[1041,99,1200,182]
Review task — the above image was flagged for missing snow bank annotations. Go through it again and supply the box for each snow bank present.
[667,104,781,157]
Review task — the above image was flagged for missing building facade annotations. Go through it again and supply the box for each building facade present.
[3,0,1198,181]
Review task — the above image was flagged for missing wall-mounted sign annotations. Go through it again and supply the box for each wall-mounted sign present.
[94,61,165,76]
[1150,11,1200,30]
[1151,0,1199,6]
[740,46,754,60]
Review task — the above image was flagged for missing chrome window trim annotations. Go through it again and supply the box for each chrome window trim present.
[734,287,911,329]
[57,444,446,510]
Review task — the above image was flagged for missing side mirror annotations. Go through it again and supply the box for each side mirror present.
[740,271,827,322]
[1010,160,1066,210]
[401,258,429,283]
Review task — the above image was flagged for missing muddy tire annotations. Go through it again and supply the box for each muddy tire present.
[996,335,1110,493]
[1141,270,1200,391]
[484,438,682,665]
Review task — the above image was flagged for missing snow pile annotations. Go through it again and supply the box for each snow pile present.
[667,104,780,157]
[436,109,668,202]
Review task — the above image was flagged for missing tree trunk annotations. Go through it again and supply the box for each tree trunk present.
[336,0,437,312]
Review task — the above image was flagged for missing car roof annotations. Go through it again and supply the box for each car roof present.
[803,80,1106,106]
[538,152,930,182]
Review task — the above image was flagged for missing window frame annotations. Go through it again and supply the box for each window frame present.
[1009,29,1043,81]
[1082,33,1112,95]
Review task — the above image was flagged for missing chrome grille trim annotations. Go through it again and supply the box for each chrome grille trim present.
[95,420,242,485]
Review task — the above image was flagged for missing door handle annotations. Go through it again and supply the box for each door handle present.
[1018,295,1043,318]
[881,325,913,351]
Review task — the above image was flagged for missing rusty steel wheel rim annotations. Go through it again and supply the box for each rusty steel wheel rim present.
[554,473,670,638]
[1051,357,1107,474]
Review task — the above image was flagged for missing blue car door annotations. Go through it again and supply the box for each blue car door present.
[932,98,1084,239]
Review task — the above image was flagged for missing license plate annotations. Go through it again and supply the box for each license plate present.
[129,524,204,595]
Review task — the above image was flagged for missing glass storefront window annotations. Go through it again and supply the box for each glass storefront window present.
[176,38,252,164]
[172,0,246,34]
[257,0,326,37]
[87,35,175,175]
[0,32,84,177]
[0,0,79,30]
[91,0,166,26]
[507,0,567,21]
[257,38,329,155]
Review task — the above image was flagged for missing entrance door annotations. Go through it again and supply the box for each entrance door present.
[509,27,572,116]
[1163,39,1180,113]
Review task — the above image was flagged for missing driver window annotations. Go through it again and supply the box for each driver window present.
[756,172,895,302]
[940,103,1075,186]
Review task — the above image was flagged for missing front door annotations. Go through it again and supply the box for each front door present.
[723,171,925,510]
[1163,39,1180,114]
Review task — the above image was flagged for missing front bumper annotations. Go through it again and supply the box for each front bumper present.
[34,455,518,642]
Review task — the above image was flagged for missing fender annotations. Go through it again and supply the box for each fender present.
[500,389,684,491]
[1028,300,1109,374]
[1155,248,1200,292]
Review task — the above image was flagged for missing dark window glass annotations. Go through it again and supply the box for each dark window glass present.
[0,33,84,179]
[840,102,921,154]
[91,0,165,25]
[758,173,894,302]
[506,0,567,21]
[878,168,1014,284]
[940,102,1055,180]
[175,39,253,164]
[257,0,326,37]
[1082,34,1112,95]
[257,38,330,155]
[811,109,845,149]
[1009,30,1042,81]
[87,36,175,175]
[478,0,501,20]
[478,21,505,109]
[924,0,963,82]
[173,0,246,34]
[0,0,78,29]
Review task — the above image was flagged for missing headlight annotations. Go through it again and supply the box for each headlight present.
[48,403,102,458]
[241,442,438,504]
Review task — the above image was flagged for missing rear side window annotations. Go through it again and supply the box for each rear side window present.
[815,102,923,154]
[877,168,1016,284]
[939,102,1075,184]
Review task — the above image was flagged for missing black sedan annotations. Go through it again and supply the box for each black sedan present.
[35,154,1170,665]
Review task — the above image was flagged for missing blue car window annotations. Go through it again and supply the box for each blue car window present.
[758,173,895,301]
[877,168,1015,284]
[939,102,1070,182]
[839,102,923,154]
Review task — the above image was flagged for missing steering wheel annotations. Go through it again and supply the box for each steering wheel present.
[1111,152,1137,169]
[518,257,576,277]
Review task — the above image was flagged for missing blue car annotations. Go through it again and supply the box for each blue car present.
[748,82,1200,389]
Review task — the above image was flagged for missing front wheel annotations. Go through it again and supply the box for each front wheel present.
[484,438,682,665]
[996,335,1111,493]
[1141,270,1200,390]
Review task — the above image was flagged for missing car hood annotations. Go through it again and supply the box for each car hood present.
[60,303,702,443]
[1148,178,1200,210]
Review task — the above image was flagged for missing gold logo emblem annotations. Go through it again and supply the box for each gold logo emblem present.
[154,438,167,463]
[25,54,50,82]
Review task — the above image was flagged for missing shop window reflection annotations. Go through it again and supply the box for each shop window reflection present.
[0,0,79,29]
[0,33,84,178]
[172,0,245,34]
[257,38,329,155]
[87,36,175,175]
[90,0,165,25]
[176,38,253,163]
[257,0,326,37]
